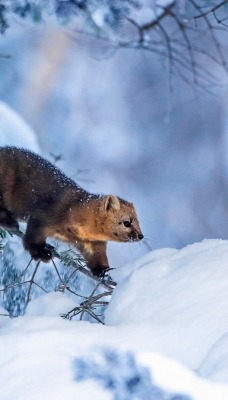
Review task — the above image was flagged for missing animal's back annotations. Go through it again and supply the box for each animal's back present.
[0,146,75,187]
[0,147,83,218]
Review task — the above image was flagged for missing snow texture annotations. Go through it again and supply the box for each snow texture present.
[106,239,228,384]
[1,240,228,399]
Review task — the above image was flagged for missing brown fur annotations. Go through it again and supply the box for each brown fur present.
[0,147,143,276]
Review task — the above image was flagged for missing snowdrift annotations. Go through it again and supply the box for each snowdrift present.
[106,239,228,382]
[0,101,40,151]
[1,239,228,399]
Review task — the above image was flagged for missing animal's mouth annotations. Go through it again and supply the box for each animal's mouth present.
[128,233,144,242]
[128,236,139,243]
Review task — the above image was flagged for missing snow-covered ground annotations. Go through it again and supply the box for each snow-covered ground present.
[1,239,228,399]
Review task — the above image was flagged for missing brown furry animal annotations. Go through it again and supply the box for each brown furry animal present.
[0,147,143,276]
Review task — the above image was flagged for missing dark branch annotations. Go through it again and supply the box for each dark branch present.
[194,0,228,19]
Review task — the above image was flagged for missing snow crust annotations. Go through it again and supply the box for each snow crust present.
[1,240,228,398]
[0,102,40,151]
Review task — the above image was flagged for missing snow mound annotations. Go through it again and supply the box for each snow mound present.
[26,292,78,317]
[0,315,227,400]
[0,306,10,327]
[0,102,40,151]
[106,239,228,383]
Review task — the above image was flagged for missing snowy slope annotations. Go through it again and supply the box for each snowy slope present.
[1,240,228,399]
[106,239,228,382]
[0,102,40,151]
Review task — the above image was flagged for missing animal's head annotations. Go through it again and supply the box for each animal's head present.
[99,195,144,243]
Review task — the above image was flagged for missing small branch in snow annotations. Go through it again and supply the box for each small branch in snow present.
[61,283,112,324]
[0,229,116,322]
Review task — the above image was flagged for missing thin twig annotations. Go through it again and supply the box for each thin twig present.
[61,289,112,322]
[140,1,176,31]
[1,230,116,322]
[19,257,33,278]
[190,0,227,70]
[194,0,228,19]
[26,260,41,304]
[51,258,65,284]
[79,281,103,321]
[0,280,31,292]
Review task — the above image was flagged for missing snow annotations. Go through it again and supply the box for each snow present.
[106,239,228,378]
[0,102,40,152]
[1,239,228,398]
[26,292,78,317]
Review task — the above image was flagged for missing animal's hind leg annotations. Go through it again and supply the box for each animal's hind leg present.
[23,215,54,262]
[0,207,20,234]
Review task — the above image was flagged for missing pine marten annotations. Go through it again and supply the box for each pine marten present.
[0,147,143,276]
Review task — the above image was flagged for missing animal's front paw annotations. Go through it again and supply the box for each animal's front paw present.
[91,265,116,278]
[92,265,109,278]
[29,243,55,263]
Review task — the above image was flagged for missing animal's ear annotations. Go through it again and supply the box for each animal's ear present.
[103,195,120,212]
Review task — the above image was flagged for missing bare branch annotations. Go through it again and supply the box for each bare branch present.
[0,231,116,321]
[26,261,41,304]
[190,0,227,70]
[61,288,112,323]
[194,0,228,19]
[140,1,176,31]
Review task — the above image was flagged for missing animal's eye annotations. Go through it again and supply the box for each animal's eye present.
[123,221,131,228]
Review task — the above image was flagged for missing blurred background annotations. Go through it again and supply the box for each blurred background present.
[0,3,228,268]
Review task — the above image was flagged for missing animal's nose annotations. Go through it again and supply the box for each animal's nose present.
[138,233,144,240]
